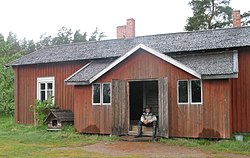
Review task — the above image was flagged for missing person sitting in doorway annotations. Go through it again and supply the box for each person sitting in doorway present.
[135,107,157,138]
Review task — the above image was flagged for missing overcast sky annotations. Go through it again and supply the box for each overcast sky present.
[0,0,249,41]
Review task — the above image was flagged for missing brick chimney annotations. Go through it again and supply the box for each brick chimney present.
[117,18,135,39]
[232,10,241,27]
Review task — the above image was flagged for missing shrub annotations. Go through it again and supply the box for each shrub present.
[30,98,57,127]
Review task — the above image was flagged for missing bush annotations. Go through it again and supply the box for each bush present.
[30,98,57,127]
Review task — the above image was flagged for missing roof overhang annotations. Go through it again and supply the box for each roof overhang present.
[64,62,92,84]
[202,73,238,79]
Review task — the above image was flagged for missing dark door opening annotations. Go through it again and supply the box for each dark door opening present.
[129,80,159,128]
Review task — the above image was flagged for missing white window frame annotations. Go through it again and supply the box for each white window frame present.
[37,77,55,102]
[177,79,203,105]
[102,83,112,105]
[177,80,190,104]
[190,79,203,104]
[92,83,101,105]
[92,83,112,105]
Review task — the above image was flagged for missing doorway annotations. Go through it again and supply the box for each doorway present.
[129,80,159,128]
[111,78,168,137]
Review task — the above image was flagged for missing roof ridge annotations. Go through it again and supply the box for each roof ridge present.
[31,26,250,50]
[10,26,250,66]
[135,25,250,38]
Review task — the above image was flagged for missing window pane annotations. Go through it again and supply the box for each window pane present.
[37,77,55,102]
[103,83,111,104]
[40,83,45,90]
[93,84,101,104]
[191,80,202,103]
[40,90,45,101]
[178,81,188,103]
[47,90,53,99]
[47,83,53,89]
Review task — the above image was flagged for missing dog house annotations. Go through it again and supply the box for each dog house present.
[45,109,74,131]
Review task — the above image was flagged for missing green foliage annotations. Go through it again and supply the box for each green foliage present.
[0,114,117,157]
[185,0,250,30]
[89,27,107,41]
[29,98,56,126]
[185,0,233,31]
[38,27,106,48]
[0,53,21,115]
[0,33,25,115]
[73,29,87,43]
[242,11,250,26]
[52,27,73,45]
[160,136,250,155]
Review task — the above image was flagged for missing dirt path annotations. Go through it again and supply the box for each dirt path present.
[84,141,210,157]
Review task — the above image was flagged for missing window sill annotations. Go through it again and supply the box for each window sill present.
[92,104,111,106]
[178,103,203,105]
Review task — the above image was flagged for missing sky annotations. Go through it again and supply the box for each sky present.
[0,0,249,41]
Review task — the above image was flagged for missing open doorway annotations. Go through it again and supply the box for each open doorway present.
[129,80,159,129]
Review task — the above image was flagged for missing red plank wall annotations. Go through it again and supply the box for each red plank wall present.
[14,61,86,124]
[74,50,231,138]
[232,48,250,132]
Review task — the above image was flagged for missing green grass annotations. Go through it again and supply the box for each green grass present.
[159,134,250,156]
[1,113,250,157]
[0,113,117,158]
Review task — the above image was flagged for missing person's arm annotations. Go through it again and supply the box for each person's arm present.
[147,115,157,123]
[140,115,145,122]
[141,114,149,124]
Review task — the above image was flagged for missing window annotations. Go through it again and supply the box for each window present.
[92,83,111,105]
[102,83,111,104]
[37,77,55,101]
[177,79,202,104]
[178,80,189,104]
[191,80,202,104]
[93,83,101,104]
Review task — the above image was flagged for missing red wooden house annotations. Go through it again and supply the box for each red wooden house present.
[11,11,250,138]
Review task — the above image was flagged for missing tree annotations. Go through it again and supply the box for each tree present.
[73,30,87,43]
[0,34,10,55]
[0,41,21,114]
[27,40,36,53]
[89,27,106,41]
[241,11,250,26]
[185,0,233,31]
[36,33,53,49]
[6,32,22,54]
[52,27,73,45]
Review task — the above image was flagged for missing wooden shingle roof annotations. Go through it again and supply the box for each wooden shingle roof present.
[45,109,74,122]
[10,26,250,66]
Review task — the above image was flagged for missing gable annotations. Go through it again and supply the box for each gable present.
[65,44,201,85]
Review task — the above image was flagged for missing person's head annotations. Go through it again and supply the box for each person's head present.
[145,107,151,113]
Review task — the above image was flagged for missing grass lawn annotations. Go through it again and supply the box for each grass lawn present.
[160,136,250,156]
[0,114,117,158]
[0,113,250,157]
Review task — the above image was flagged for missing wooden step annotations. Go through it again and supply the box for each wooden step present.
[131,125,153,132]
[128,130,153,136]
[129,125,154,136]
[120,135,159,142]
